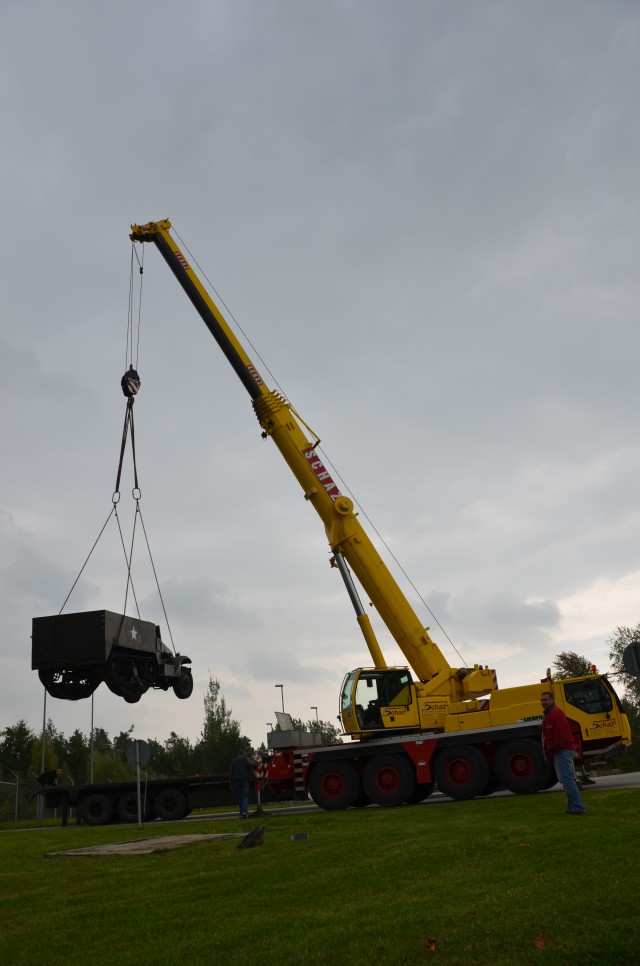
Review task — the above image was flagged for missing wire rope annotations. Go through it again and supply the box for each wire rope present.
[317,446,467,667]
[57,506,116,615]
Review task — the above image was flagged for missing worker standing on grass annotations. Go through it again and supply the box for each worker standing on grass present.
[539,691,585,815]
[230,749,252,819]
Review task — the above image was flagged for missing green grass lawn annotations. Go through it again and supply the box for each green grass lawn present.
[1,789,639,966]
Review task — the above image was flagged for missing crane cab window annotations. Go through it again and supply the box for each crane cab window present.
[563,680,613,715]
[353,670,413,728]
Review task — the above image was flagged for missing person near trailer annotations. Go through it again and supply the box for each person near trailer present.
[539,691,585,815]
[37,768,62,787]
[230,750,252,819]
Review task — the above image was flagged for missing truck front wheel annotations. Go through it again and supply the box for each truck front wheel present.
[308,761,359,811]
[433,746,489,800]
[362,755,416,807]
[495,739,552,794]
[173,668,193,700]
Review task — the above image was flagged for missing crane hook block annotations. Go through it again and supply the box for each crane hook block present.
[121,367,141,398]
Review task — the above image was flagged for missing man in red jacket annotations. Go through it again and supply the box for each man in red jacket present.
[540,691,585,815]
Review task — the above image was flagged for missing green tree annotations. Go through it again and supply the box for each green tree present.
[607,624,640,710]
[193,675,248,774]
[64,729,89,784]
[91,748,134,783]
[29,719,65,778]
[92,727,113,755]
[606,624,640,772]
[113,726,135,763]
[162,732,195,777]
[143,739,166,777]
[0,720,37,777]
[552,651,593,680]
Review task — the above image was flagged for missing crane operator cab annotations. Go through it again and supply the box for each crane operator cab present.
[340,668,420,736]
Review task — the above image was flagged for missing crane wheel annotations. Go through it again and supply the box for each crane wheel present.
[362,754,416,807]
[308,761,360,811]
[433,745,489,800]
[494,739,552,794]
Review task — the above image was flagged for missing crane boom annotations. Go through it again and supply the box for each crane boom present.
[130,219,497,733]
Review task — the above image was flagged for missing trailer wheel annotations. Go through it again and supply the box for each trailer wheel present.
[80,793,114,826]
[154,788,187,821]
[494,739,552,794]
[116,791,148,823]
[433,746,489,800]
[308,761,360,811]
[173,668,193,700]
[363,755,416,807]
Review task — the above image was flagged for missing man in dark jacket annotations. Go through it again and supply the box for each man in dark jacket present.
[540,691,585,815]
[230,750,253,819]
[37,768,62,787]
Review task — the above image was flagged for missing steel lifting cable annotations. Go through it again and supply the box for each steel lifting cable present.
[113,409,177,655]
[113,256,177,654]
[60,248,177,658]
[127,241,144,372]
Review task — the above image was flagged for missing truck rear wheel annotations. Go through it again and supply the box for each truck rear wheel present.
[495,739,552,794]
[154,788,187,821]
[433,745,489,800]
[308,760,359,811]
[80,793,113,826]
[362,754,416,807]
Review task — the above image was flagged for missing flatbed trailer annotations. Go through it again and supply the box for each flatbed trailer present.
[39,773,271,827]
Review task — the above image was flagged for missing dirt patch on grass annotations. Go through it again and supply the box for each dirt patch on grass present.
[45,833,245,857]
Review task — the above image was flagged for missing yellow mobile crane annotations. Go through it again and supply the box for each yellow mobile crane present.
[130,219,631,809]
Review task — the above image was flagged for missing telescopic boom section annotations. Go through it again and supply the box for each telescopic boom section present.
[130,220,454,685]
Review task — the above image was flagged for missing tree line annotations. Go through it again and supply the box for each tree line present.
[0,675,342,787]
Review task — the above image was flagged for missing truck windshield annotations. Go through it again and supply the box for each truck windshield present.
[563,679,613,715]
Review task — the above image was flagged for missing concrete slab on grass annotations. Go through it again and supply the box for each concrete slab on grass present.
[45,833,245,857]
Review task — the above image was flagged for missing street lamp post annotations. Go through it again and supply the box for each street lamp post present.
[310,706,319,724]
[275,684,284,713]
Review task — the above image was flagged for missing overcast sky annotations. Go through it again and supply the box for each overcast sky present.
[1,1,638,756]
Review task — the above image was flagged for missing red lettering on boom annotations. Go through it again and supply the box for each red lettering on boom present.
[303,449,341,501]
